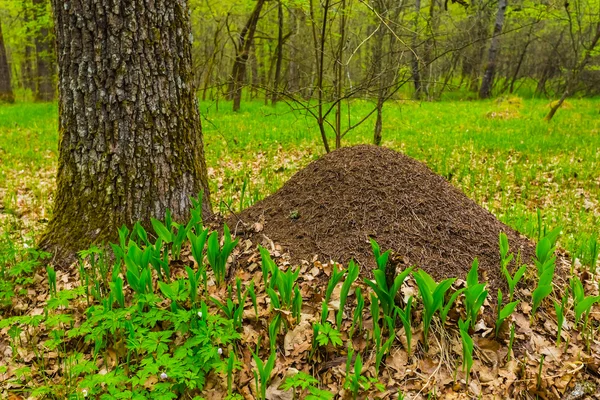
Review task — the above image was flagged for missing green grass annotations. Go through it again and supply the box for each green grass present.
[1,97,599,256]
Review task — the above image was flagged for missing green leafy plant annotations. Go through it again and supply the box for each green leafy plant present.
[365,262,413,321]
[507,322,516,362]
[370,238,390,272]
[500,231,527,302]
[396,296,413,356]
[275,266,301,309]
[375,316,395,375]
[370,292,382,358]
[464,258,488,328]
[344,347,364,399]
[210,288,247,330]
[252,348,277,400]
[259,245,277,288]
[412,269,455,347]
[350,287,364,338]
[554,290,568,345]
[188,226,209,292]
[336,260,359,328]
[531,232,559,318]
[207,224,239,287]
[269,314,281,351]
[344,348,379,400]
[313,322,343,348]
[325,264,346,303]
[440,287,465,325]
[46,265,57,297]
[292,285,302,323]
[151,208,199,261]
[281,372,334,400]
[495,290,519,337]
[571,276,600,327]
[458,318,474,385]
[248,282,258,320]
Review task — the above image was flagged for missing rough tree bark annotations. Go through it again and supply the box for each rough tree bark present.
[33,0,56,101]
[40,0,212,265]
[479,0,507,99]
[0,20,14,103]
[228,0,266,111]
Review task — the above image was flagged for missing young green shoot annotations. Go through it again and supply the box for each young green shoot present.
[252,348,277,400]
[464,258,488,328]
[325,264,346,304]
[396,296,413,357]
[206,224,239,287]
[531,231,559,319]
[365,240,413,320]
[458,318,473,385]
[571,276,600,328]
[554,290,568,345]
[336,260,359,328]
[47,265,57,297]
[495,290,519,338]
[412,269,456,347]
[259,246,277,288]
[350,287,365,338]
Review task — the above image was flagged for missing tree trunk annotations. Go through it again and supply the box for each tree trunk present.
[228,0,266,111]
[372,0,387,145]
[33,0,56,101]
[479,0,507,99]
[271,0,284,105]
[0,21,14,103]
[40,0,212,265]
[411,0,423,99]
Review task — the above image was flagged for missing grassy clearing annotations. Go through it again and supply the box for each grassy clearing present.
[1,98,599,255]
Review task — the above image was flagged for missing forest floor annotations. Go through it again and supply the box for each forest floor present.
[1,97,600,399]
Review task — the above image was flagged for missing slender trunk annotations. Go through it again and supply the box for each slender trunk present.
[229,0,266,111]
[311,0,331,153]
[0,21,14,103]
[479,0,507,99]
[423,0,437,98]
[41,0,212,265]
[411,0,422,99]
[334,0,346,149]
[33,0,56,101]
[372,0,387,145]
[271,0,284,105]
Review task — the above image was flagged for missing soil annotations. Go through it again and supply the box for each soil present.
[232,145,535,292]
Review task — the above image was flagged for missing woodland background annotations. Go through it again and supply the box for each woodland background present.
[1,0,599,115]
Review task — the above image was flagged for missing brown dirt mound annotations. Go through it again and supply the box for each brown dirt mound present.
[234,145,534,291]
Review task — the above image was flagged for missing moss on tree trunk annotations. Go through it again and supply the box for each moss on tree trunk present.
[41,0,212,265]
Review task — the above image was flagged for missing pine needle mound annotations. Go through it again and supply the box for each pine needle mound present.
[237,145,534,291]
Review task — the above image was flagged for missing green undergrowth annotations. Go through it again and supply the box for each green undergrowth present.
[0,198,598,398]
